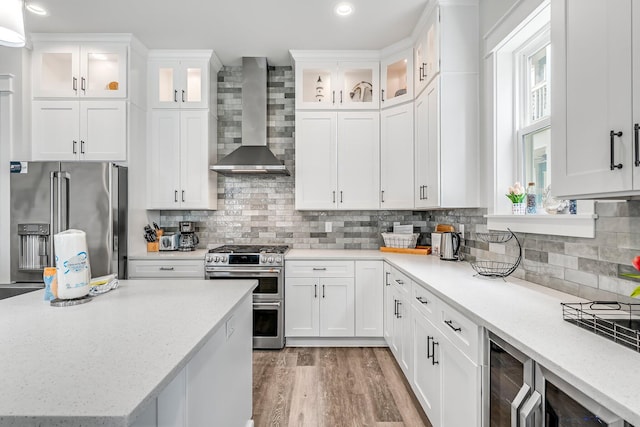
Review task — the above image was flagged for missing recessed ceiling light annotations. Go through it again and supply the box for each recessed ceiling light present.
[335,2,354,16]
[25,3,48,16]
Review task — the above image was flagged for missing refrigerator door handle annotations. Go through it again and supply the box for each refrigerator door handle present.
[49,171,56,265]
[58,171,70,234]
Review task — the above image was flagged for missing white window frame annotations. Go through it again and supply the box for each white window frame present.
[484,0,596,238]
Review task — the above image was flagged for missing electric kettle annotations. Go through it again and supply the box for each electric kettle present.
[440,232,461,261]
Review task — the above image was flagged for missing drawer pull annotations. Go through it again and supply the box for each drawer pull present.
[395,279,404,285]
[312,267,327,271]
[444,319,461,332]
[159,267,175,271]
[416,296,428,305]
[431,340,439,365]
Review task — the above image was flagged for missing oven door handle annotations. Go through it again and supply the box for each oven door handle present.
[206,268,281,275]
[252,301,281,307]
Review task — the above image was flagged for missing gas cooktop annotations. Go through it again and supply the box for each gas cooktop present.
[208,245,289,254]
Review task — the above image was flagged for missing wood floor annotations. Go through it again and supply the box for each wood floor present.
[252,347,432,427]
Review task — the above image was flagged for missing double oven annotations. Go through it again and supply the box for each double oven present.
[205,245,287,349]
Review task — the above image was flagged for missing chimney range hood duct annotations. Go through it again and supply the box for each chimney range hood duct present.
[210,57,290,176]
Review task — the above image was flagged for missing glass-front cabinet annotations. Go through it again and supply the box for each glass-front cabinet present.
[32,43,127,98]
[415,7,440,96]
[149,58,209,109]
[381,47,413,109]
[294,58,379,110]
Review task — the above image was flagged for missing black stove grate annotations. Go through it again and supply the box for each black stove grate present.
[208,245,289,254]
[561,301,640,353]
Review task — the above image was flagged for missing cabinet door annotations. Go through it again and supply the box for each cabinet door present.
[338,61,380,109]
[148,110,182,209]
[412,308,441,427]
[355,261,383,337]
[179,61,209,109]
[440,337,480,427]
[80,43,127,98]
[285,277,320,337]
[295,112,337,209]
[32,100,79,161]
[634,3,640,191]
[79,101,126,161]
[381,103,414,209]
[415,79,440,208]
[319,277,355,337]
[32,43,80,98]
[552,0,633,197]
[383,263,394,346]
[381,48,414,109]
[149,61,181,109]
[398,292,412,376]
[180,110,210,209]
[337,112,380,209]
[424,7,440,84]
[295,62,339,109]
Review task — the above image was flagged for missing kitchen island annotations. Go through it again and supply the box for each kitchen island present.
[0,279,256,427]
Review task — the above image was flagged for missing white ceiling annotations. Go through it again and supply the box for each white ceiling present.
[24,0,429,65]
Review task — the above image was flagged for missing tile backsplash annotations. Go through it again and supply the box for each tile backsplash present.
[160,65,640,302]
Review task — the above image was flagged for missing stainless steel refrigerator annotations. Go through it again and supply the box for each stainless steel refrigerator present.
[10,162,127,283]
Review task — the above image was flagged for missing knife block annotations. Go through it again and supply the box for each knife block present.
[147,242,159,252]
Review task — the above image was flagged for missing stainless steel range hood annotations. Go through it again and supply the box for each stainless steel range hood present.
[210,57,290,176]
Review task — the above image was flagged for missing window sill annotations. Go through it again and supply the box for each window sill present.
[485,214,598,238]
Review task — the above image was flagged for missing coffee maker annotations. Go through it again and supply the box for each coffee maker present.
[178,221,199,251]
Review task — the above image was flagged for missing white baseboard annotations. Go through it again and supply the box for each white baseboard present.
[285,337,388,347]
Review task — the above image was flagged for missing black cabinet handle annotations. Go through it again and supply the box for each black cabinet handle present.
[422,62,427,79]
[314,284,317,298]
[174,190,178,202]
[610,130,623,170]
[174,90,178,103]
[332,191,336,203]
[182,190,185,202]
[340,191,343,203]
[385,271,390,286]
[80,140,85,154]
[444,319,462,332]
[322,284,325,298]
[396,301,402,318]
[381,190,385,203]
[340,90,343,104]
[72,77,77,92]
[394,299,398,317]
[182,89,185,103]
[416,296,428,305]
[72,140,77,154]
[332,91,335,104]
[635,124,639,167]
[419,65,425,82]
[431,340,439,365]
[427,336,433,359]
[381,89,385,102]
[81,77,86,92]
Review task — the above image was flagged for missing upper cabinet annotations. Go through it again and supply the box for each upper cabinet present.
[551,0,640,199]
[290,52,380,110]
[381,47,414,109]
[414,7,439,96]
[32,41,127,99]
[148,52,211,109]
[380,103,414,209]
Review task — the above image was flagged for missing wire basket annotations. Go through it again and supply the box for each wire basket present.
[381,233,419,249]
[475,231,513,244]
[470,260,519,278]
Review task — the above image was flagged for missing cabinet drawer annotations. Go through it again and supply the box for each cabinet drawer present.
[438,302,480,363]
[390,267,411,293]
[285,260,354,278]
[128,260,204,279]
[411,282,439,323]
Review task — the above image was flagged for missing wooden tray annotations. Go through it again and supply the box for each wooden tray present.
[379,246,432,255]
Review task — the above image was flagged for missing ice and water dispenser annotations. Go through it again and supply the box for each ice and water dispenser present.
[17,223,50,271]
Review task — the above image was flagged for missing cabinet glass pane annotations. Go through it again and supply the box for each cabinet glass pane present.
[342,68,373,104]
[490,341,524,427]
[87,52,120,92]
[386,59,408,100]
[158,68,174,102]
[302,69,332,104]
[186,67,202,103]
[545,381,609,426]
[41,53,73,93]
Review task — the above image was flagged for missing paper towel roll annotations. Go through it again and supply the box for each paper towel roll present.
[54,229,92,299]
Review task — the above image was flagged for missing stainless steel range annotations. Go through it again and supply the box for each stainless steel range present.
[205,245,288,349]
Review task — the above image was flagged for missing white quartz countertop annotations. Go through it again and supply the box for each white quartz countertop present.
[0,279,256,427]
[286,249,640,424]
[128,248,208,260]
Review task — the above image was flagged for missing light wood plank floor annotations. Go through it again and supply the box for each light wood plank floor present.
[253,347,433,427]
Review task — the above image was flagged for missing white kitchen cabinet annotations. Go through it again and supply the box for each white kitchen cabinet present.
[412,307,442,427]
[127,259,205,279]
[386,267,412,377]
[290,53,380,110]
[380,103,414,209]
[354,261,384,337]
[32,100,126,161]
[32,40,128,99]
[295,111,380,210]
[551,0,640,198]
[285,261,355,337]
[414,6,440,96]
[414,80,439,208]
[148,52,211,109]
[383,262,394,344]
[147,110,216,210]
[381,47,414,109]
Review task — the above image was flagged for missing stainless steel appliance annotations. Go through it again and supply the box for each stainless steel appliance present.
[178,221,199,252]
[159,234,180,251]
[486,332,628,426]
[205,245,287,349]
[440,231,461,261]
[10,162,127,283]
